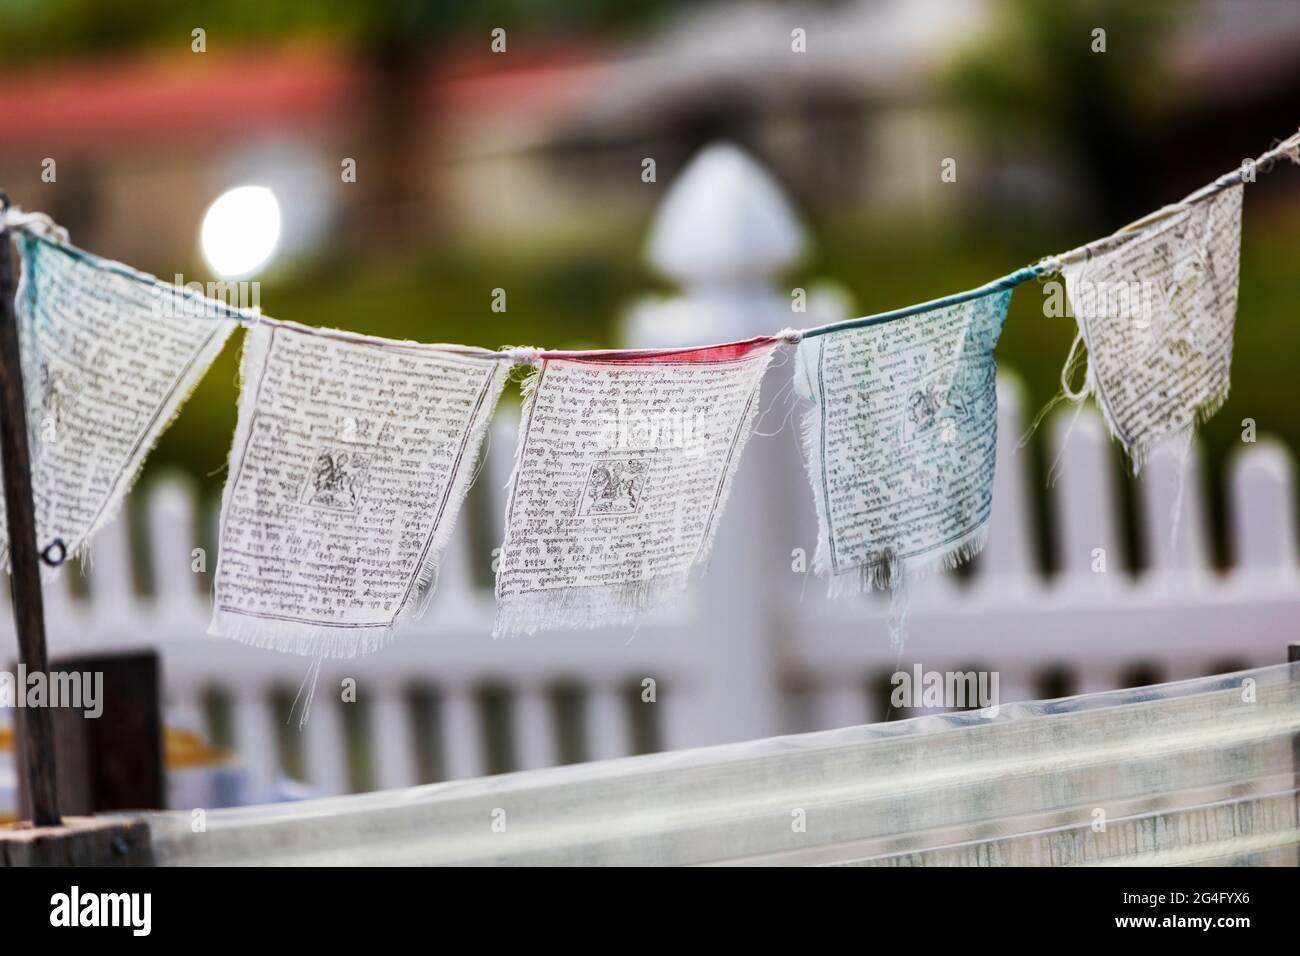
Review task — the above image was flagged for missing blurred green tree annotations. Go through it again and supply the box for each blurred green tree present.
[0,0,693,240]
[944,0,1190,223]
[0,0,685,61]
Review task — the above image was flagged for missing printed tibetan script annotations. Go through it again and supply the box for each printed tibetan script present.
[1064,185,1242,468]
[1,234,235,568]
[211,324,507,656]
[495,340,776,635]
[795,290,1011,594]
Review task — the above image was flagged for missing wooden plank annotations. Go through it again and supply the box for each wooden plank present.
[0,816,152,866]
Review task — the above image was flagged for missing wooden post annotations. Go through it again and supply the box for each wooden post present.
[17,652,164,815]
[1290,642,1299,867]
[0,194,62,827]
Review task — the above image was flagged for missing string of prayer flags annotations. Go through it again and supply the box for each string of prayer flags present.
[209,322,508,657]
[0,127,1292,655]
[795,287,1012,596]
[493,338,778,636]
[1,233,236,570]
[1060,185,1243,470]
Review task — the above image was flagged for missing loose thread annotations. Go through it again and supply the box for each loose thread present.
[753,374,797,438]
[882,572,910,724]
[288,650,325,729]
[887,561,912,652]
[1019,329,1090,461]
[1046,400,1086,488]
[1043,328,1093,487]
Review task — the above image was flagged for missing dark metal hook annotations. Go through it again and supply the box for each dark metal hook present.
[40,537,66,567]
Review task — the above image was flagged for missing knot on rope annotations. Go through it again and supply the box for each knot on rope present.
[503,346,542,364]
[1034,255,1062,277]
[0,204,70,244]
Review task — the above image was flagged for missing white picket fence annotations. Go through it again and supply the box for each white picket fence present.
[2,143,1297,806]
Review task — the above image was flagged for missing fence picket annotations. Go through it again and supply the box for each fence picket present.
[1052,409,1122,588]
[302,693,350,796]
[980,374,1036,584]
[231,688,282,802]
[370,693,419,792]
[1230,443,1298,577]
[440,687,484,781]
[509,687,553,771]
[146,477,206,619]
[1140,437,1210,576]
[85,509,135,613]
[584,684,629,762]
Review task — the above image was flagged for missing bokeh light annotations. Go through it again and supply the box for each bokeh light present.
[200,185,281,278]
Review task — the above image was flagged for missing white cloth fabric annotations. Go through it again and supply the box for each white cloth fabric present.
[795,289,1011,595]
[494,341,776,635]
[1,233,235,569]
[209,323,507,657]
[1063,185,1243,469]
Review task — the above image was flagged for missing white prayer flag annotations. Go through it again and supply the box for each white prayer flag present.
[210,323,507,657]
[1,234,235,568]
[494,339,777,636]
[1062,185,1243,468]
[795,289,1012,594]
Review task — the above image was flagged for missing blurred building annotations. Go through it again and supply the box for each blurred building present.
[1,0,1298,270]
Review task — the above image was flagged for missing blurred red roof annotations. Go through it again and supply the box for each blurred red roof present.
[0,41,608,150]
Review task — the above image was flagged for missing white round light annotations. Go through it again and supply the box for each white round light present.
[200,186,282,278]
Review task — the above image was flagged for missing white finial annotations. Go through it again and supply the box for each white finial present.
[646,142,806,284]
